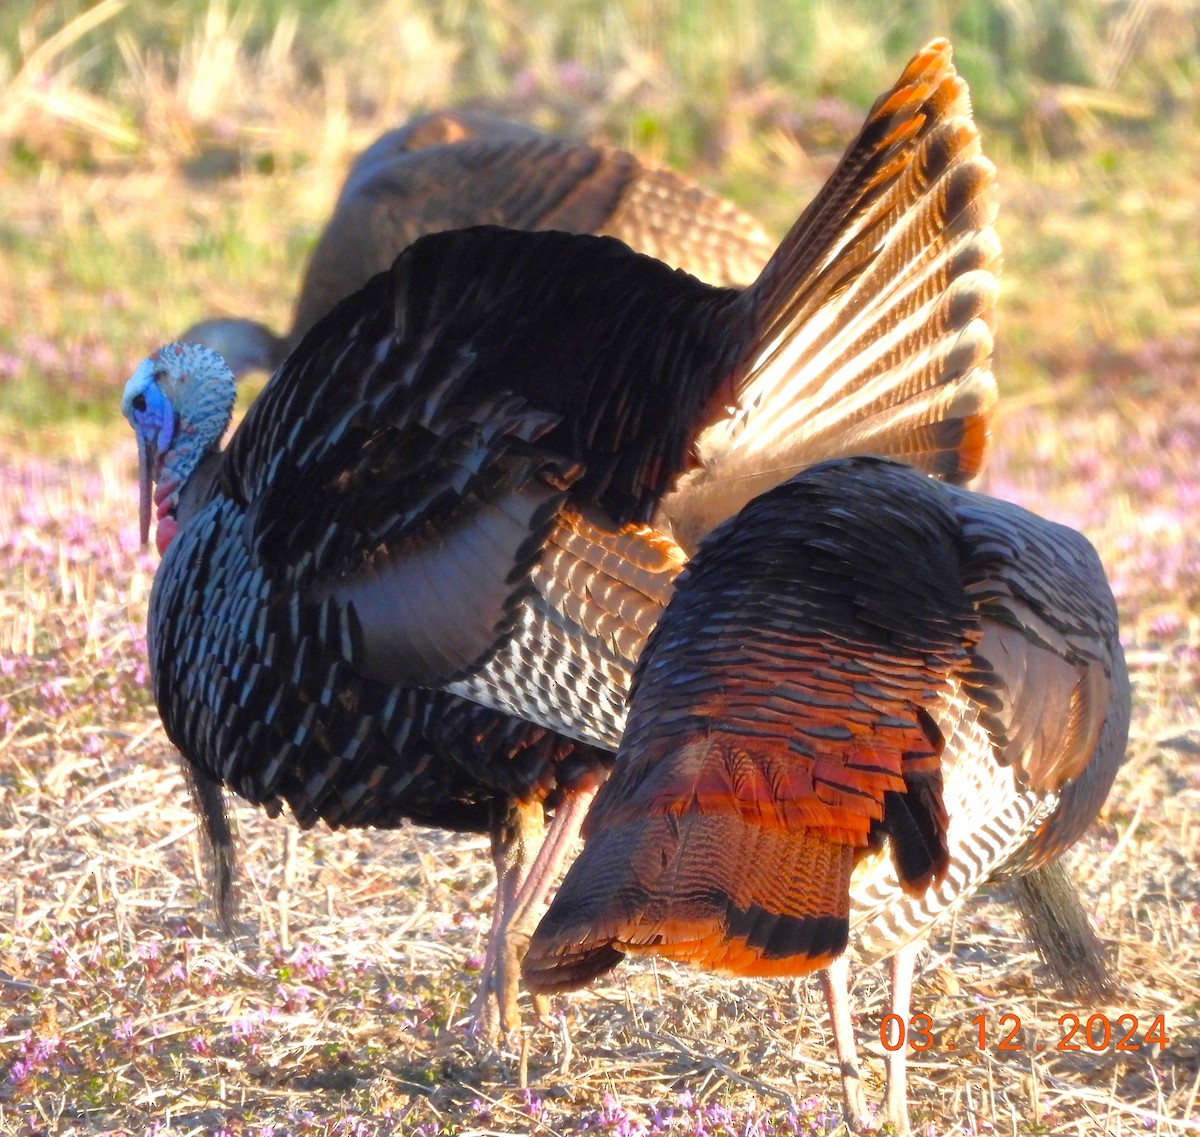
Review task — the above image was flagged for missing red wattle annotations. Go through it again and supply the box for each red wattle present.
[156,515,179,555]
[154,477,178,508]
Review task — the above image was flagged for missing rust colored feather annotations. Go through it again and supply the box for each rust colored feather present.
[525,458,986,992]
[528,808,855,985]
[525,456,1129,1004]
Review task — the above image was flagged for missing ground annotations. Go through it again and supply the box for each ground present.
[0,4,1197,1134]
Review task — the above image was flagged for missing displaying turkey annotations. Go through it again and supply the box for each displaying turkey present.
[169,109,773,1041]
[124,39,997,1041]
[522,455,1129,1133]
[181,109,774,378]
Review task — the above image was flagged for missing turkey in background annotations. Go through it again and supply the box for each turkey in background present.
[179,108,773,378]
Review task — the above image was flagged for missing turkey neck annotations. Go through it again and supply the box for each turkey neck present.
[174,449,226,531]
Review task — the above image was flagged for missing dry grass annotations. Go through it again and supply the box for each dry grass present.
[0,389,1196,1134]
[0,3,1198,1134]
[0,276,1195,1132]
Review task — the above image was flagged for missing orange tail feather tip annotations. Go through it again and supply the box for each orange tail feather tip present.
[657,38,998,549]
[956,412,991,481]
[524,816,856,989]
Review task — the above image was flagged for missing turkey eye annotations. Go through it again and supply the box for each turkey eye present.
[132,393,147,412]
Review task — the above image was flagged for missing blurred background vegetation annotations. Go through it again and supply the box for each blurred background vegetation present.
[0,0,1197,439]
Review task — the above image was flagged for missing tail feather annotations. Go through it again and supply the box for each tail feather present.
[658,40,999,551]
[746,39,971,312]
[523,814,852,994]
[775,285,994,463]
[746,128,994,400]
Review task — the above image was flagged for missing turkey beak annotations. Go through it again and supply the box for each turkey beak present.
[137,433,155,548]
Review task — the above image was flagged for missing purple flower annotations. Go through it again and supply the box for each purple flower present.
[158,961,187,986]
[293,943,330,982]
[276,984,314,1013]
[229,1009,267,1042]
[1149,610,1183,637]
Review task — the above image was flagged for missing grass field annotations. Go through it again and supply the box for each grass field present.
[0,2,1198,1134]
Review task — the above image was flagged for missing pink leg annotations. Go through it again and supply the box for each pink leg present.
[820,954,871,1131]
[882,939,921,1135]
[507,787,597,940]
[499,787,597,1035]
[469,797,544,1043]
[469,787,596,1043]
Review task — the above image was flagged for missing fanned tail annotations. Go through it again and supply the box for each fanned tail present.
[659,39,999,550]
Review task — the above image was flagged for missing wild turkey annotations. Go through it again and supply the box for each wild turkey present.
[181,109,774,378]
[147,413,616,1039]
[124,40,996,1040]
[522,455,1129,1132]
[170,109,773,1040]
